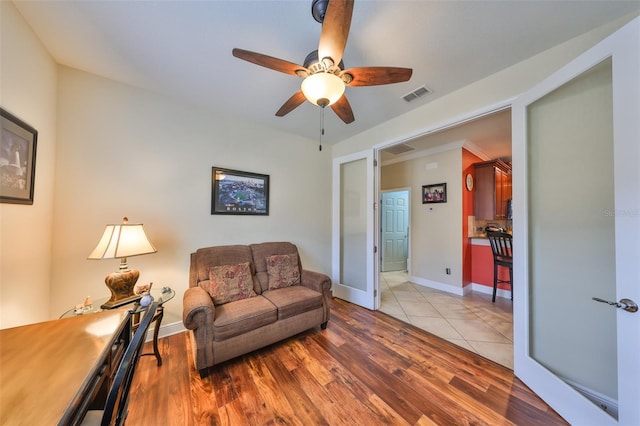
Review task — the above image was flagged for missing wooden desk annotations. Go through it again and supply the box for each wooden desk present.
[0,309,131,425]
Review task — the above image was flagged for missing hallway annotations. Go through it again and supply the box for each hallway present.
[379,271,513,369]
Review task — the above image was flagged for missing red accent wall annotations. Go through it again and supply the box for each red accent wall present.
[471,244,511,289]
[462,149,483,286]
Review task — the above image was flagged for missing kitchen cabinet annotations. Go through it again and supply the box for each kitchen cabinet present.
[474,160,512,220]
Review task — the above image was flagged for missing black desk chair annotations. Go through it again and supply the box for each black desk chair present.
[487,232,513,303]
[82,302,159,426]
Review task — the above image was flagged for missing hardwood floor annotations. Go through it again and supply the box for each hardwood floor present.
[128,298,567,425]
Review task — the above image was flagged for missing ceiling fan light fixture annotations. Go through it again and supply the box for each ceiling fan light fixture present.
[301,72,345,106]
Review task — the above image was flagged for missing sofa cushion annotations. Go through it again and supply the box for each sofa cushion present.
[262,286,323,320]
[213,296,277,341]
[266,253,301,290]
[250,242,301,292]
[194,245,262,294]
[203,262,256,305]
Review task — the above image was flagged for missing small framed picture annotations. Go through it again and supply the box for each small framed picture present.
[1,108,38,205]
[211,167,269,215]
[422,183,447,204]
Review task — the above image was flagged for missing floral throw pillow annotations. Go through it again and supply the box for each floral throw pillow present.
[204,262,256,305]
[266,253,301,290]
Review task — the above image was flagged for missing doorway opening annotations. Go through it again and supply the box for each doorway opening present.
[377,107,514,369]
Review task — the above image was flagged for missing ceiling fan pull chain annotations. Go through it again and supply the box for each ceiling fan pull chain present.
[319,106,325,151]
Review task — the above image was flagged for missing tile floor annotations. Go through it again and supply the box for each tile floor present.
[379,271,514,369]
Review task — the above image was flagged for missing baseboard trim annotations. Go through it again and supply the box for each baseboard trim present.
[409,276,465,296]
[406,277,512,300]
[469,283,512,300]
[147,321,186,342]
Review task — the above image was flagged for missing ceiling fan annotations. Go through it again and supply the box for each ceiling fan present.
[232,0,413,124]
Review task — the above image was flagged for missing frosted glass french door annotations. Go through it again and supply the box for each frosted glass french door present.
[332,150,376,309]
[512,17,639,425]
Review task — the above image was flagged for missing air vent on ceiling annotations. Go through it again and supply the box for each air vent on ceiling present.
[383,143,415,155]
[402,85,432,103]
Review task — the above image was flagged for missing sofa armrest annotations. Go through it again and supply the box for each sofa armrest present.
[300,269,332,293]
[182,286,215,330]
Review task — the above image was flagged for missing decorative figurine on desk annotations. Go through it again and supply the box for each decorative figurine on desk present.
[74,296,94,315]
[136,282,154,307]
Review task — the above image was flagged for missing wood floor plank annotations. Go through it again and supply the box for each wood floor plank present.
[244,355,300,424]
[288,355,370,425]
[286,339,335,386]
[217,399,249,426]
[450,376,552,425]
[185,330,220,425]
[316,324,459,424]
[289,336,401,425]
[128,298,568,425]
[328,305,495,424]
[262,353,329,425]
[226,357,272,426]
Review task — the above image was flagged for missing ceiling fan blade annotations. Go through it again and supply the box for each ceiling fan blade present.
[232,48,306,76]
[331,95,355,124]
[276,91,306,117]
[318,0,354,66]
[342,67,413,86]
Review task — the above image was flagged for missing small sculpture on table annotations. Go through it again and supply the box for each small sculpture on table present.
[135,282,154,307]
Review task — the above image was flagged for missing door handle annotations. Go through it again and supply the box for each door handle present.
[592,297,638,313]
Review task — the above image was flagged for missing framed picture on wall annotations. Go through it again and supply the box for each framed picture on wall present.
[1,108,38,205]
[422,182,447,204]
[211,167,269,215]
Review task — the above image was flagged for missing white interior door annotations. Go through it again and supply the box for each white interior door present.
[512,17,639,425]
[381,190,409,272]
[332,150,376,309]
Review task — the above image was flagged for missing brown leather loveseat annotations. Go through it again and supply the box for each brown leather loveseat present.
[183,242,331,377]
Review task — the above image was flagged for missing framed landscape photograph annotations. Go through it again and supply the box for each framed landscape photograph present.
[422,182,447,204]
[211,167,269,215]
[1,108,38,205]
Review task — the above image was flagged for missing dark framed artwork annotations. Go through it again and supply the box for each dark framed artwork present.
[422,182,447,204]
[211,167,269,215]
[1,108,38,205]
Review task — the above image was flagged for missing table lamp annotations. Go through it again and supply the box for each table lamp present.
[88,217,157,308]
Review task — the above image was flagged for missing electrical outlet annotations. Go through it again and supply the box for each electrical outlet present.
[446,268,451,275]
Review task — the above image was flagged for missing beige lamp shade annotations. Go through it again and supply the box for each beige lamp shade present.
[88,220,157,268]
[88,218,157,308]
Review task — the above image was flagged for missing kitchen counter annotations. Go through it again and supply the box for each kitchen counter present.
[469,229,512,241]
[470,237,490,246]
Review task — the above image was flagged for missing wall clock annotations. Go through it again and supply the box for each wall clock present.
[465,173,474,191]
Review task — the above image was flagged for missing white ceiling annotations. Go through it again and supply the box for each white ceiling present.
[13,0,640,152]
[380,107,513,163]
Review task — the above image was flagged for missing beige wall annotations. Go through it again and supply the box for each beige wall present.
[1,4,332,328]
[1,1,58,328]
[382,149,463,292]
[51,67,332,326]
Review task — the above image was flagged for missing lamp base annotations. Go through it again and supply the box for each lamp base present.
[101,269,142,309]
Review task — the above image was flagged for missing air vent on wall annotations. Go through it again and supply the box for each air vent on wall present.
[383,143,415,155]
[402,85,432,103]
